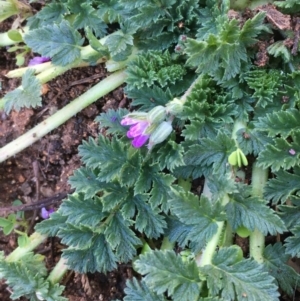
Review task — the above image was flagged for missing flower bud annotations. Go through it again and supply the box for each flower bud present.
[166,98,184,115]
[148,121,173,149]
[147,105,166,124]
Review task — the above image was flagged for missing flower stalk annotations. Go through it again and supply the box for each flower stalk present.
[0,70,127,162]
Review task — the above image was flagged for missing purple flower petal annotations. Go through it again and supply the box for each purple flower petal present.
[28,56,51,66]
[121,117,138,126]
[132,134,150,148]
[41,207,54,219]
[127,121,149,138]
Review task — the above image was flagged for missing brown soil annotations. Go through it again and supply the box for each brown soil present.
[0,18,131,301]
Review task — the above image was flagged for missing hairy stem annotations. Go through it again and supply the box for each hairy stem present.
[6,232,47,262]
[0,70,127,163]
[249,162,268,263]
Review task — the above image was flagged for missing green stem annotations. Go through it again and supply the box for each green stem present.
[249,162,268,263]
[0,70,127,163]
[47,257,69,284]
[6,232,47,262]
[195,179,230,267]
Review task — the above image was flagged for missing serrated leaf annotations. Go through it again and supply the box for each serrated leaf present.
[4,69,42,113]
[60,194,106,228]
[124,278,168,301]
[184,131,235,176]
[58,224,94,249]
[131,194,166,239]
[95,108,129,135]
[169,190,226,253]
[35,212,67,237]
[226,187,286,235]
[264,167,300,204]
[201,247,280,301]
[73,3,107,37]
[157,140,185,171]
[285,225,300,257]
[24,20,84,66]
[255,109,300,138]
[263,243,300,296]
[78,136,127,180]
[69,167,105,198]
[102,182,128,211]
[62,233,117,273]
[104,31,133,57]
[105,213,141,262]
[278,200,300,229]
[257,134,300,171]
[135,250,201,301]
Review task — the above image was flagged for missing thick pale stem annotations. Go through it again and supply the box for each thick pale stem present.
[249,162,268,263]
[6,232,47,262]
[47,257,69,284]
[196,179,229,267]
[0,70,127,162]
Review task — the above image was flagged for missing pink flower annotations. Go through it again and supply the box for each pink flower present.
[28,56,51,66]
[41,207,54,219]
[121,116,150,148]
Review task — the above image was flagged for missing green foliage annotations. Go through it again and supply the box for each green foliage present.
[124,278,168,301]
[201,247,280,301]
[284,225,300,257]
[169,190,226,252]
[263,243,300,296]
[4,69,42,113]
[225,186,286,235]
[135,250,202,301]
[24,20,84,66]
[0,252,67,301]
[264,167,300,204]
[186,12,266,82]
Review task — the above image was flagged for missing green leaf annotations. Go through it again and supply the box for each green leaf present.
[285,224,300,257]
[264,167,300,204]
[131,194,166,239]
[69,167,105,198]
[73,3,107,38]
[59,224,94,249]
[186,13,266,81]
[104,31,133,57]
[95,108,129,135]
[255,109,300,138]
[226,187,286,235]
[135,250,202,301]
[78,136,128,181]
[4,69,42,113]
[24,20,84,66]
[257,134,300,171]
[60,194,106,228]
[62,233,117,273]
[0,252,50,300]
[35,212,67,237]
[201,247,280,301]
[157,140,185,171]
[278,200,300,229]
[184,131,235,176]
[169,190,226,253]
[124,278,168,301]
[105,213,141,262]
[263,243,300,296]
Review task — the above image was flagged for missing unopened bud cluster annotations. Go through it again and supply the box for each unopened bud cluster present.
[121,98,184,149]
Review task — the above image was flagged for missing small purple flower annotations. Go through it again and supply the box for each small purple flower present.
[28,56,51,66]
[289,149,296,156]
[121,116,150,148]
[41,207,54,219]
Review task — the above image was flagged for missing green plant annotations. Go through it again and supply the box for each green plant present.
[1,0,300,300]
